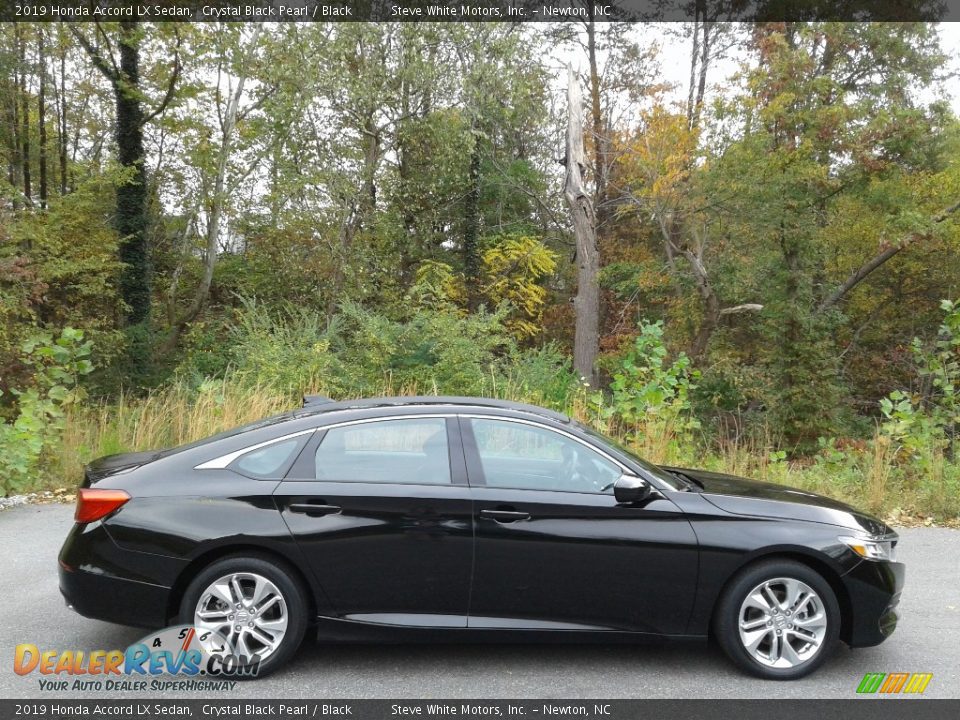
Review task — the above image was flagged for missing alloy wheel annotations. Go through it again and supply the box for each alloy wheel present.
[194,572,289,662]
[737,576,828,669]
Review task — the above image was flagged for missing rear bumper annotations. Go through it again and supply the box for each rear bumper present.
[59,563,170,629]
[841,558,905,647]
[58,521,175,630]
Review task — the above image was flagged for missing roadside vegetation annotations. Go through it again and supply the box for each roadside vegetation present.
[5,298,958,522]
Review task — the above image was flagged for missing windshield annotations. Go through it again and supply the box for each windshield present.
[574,422,689,491]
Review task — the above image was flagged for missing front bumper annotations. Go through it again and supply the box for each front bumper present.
[841,557,905,647]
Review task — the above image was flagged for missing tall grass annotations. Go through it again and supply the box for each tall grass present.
[49,372,570,485]
[54,380,295,483]
[40,377,960,522]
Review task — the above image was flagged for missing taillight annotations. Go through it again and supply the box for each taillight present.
[75,488,130,523]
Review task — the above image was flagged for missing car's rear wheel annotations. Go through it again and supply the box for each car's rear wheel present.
[179,555,307,678]
[714,559,840,679]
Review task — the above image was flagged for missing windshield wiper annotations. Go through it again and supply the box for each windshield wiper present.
[665,469,703,492]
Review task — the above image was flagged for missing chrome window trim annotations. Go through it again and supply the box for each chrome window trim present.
[309,412,630,474]
[194,412,638,481]
[194,428,316,470]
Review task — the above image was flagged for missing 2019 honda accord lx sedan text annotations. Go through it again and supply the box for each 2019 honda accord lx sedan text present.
[59,396,904,679]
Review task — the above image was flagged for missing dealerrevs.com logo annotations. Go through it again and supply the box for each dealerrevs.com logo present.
[856,672,933,695]
[14,625,259,692]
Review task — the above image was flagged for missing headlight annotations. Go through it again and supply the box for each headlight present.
[839,535,897,561]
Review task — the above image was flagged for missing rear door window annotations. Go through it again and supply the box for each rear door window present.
[313,418,451,485]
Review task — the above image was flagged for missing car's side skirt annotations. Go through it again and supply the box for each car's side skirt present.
[312,615,706,644]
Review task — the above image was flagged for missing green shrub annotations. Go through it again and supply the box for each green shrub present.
[608,320,699,426]
[880,299,960,462]
[225,297,342,393]
[498,344,579,410]
[179,297,578,405]
[0,328,94,495]
[334,301,516,396]
[587,320,700,464]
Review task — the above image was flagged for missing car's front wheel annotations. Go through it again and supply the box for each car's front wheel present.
[714,559,840,679]
[179,554,307,678]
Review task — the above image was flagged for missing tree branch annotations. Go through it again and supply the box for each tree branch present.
[161,25,265,354]
[818,199,960,312]
[68,25,118,84]
[720,303,764,315]
[142,29,182,126]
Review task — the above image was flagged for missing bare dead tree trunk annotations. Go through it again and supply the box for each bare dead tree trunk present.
[5,56,18,188]
[564,65,600,387]
[687,19,700,128]
[693,21,710,128]
[10,26,22,197]
[681,235,721,360]
[585,10,606,215]
[687,1,711,130]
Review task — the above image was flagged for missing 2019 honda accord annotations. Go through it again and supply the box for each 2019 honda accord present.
[59,396,904,679]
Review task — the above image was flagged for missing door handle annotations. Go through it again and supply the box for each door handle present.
[480,508,531,523]
[288,503,341,517]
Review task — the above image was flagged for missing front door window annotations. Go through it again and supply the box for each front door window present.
[469,418,620,493]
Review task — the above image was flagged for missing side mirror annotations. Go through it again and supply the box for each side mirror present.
[614,474,652,505]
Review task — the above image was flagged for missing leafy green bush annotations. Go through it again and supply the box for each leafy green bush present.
[594,321,699,424]
[226,297,341,393]
[880,299,960,462]
[179,297,577,405]
[587,320,700,463]
[498,343,579,410]
[0,328,94,495]
[334,301,515,396]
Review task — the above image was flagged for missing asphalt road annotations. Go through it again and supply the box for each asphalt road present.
[1,503,957,700]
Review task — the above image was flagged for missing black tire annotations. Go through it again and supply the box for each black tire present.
[179,554,308,679]
[713,559,840,680]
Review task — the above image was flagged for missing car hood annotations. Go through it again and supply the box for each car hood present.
[665,466,893,536]
[84,450,162,486]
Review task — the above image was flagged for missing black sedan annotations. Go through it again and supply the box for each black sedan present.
[59,396,904,680]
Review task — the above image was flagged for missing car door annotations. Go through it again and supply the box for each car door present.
[462,415,699,634]
[274,415,474,627]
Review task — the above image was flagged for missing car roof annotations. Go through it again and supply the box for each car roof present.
[295,395,571,424]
